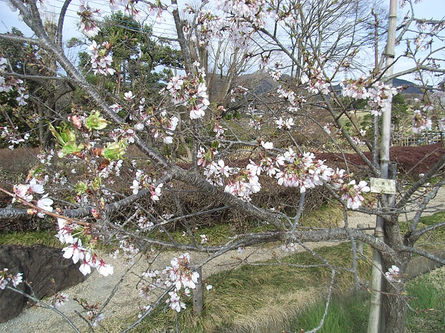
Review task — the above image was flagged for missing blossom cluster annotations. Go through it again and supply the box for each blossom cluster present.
[368,82,399,116]
[221,160,265,201]
[52,292,69,308]
[12,178,53,218]
[338,179,371,210]
[111,239,140,264]
[198,147,370,209]
[412,109,432,133]
[277,86,305,112]
[184,0,273,47]
[136,215,154,232]
[133,99,179,144]
[274,150,335,192]
[0,268,23,290]
[341,78,398,116]
[87,41,116,76]
[110,0,142,19]
[213,121,226,138]
[224,174,262,201]
[99,159,123,179]
[249,118,262,130]
[1,126,30,150]
[129,169,163,201]
[0,57,29,106]
[385,265,401,283]
[217,0,270,28]
[307,69,330,95]
[412,104,435,134]
[274,151,370,209]
[275,117,295,130]
[78,1,101,38]
[59,220,114,277]
[139,253,199,313]
[204,159,233,186]
[188,10,222,45]
[164,64,209,120]
[341,77,368,99]
[268,62,284,81]
[109,126,135,144]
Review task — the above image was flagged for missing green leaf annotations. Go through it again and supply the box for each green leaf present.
[103,139,127,160]
[75,181,88,195]
[61,142,84,156]
[48,123,65,145]
[85,111,108,131]
[49,123,83,157]
[92,177,102,191]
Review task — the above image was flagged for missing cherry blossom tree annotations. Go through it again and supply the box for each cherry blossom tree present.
[0,0,445,332]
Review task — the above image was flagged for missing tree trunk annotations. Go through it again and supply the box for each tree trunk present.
[193,266,203,314]
[382,217,409,333]
[382,268,407,333]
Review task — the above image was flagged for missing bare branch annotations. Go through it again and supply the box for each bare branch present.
[409,179,445,233]
[399,245,445,265]
[408,220,445,244]
[57,0,73,48]
[396,153,445,210]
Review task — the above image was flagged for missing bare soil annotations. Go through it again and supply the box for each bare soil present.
[317,142,445,177]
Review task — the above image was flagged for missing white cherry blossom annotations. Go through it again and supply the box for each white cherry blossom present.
[62,239,85,264]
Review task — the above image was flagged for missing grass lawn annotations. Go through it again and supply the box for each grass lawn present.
[289,266,445,333]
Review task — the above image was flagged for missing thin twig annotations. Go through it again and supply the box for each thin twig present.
[6,285,81,333]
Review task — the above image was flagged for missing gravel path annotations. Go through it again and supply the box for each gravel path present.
[2,187,444,333]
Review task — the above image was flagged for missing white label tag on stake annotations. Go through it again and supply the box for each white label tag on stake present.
[370,178,396,195]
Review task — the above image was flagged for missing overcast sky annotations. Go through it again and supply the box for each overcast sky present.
[0,0,178,38]
[1,1,443,33]
[0,0,444,83]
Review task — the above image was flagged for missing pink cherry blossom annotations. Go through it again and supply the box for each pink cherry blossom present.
[87,41,115,76]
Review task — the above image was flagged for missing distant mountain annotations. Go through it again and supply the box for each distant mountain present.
[215,72,423,102]
[249,75,424,95]
[330,77,423,95]
[393,78,423,94]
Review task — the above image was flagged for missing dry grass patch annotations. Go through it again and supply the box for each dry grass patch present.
[106,242,371,333]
